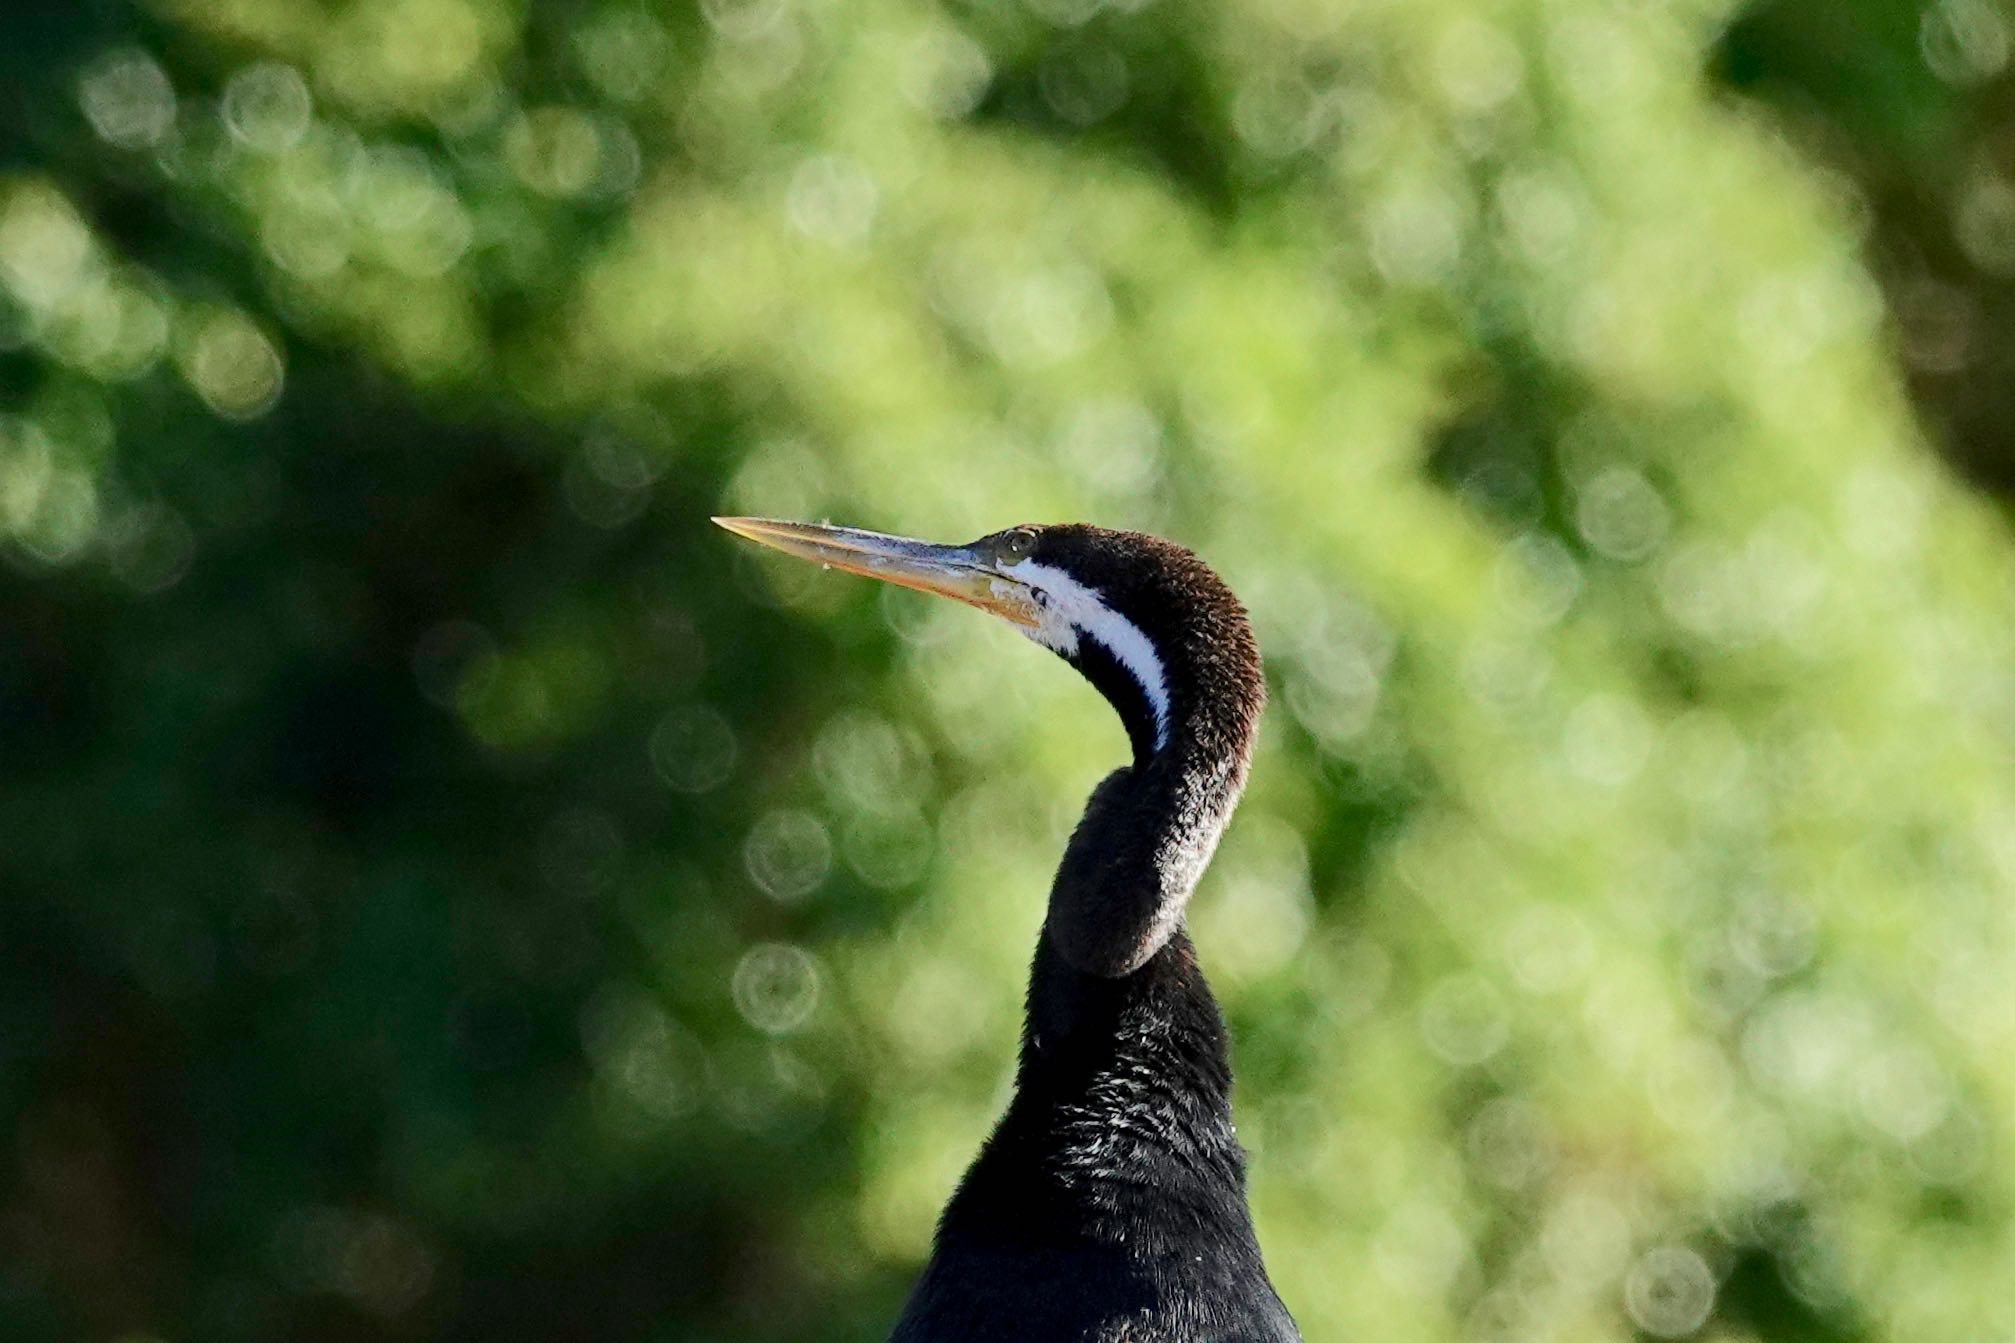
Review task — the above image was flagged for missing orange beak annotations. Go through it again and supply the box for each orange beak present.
[712,517,1042,629]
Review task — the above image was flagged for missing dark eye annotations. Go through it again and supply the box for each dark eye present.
[1001,528,1036,560]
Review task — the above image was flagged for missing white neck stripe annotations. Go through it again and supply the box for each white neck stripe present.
[1000,559,1170,751]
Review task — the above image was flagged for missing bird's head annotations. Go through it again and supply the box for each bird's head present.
[714,517,1263,769]
[718,515,1265,975]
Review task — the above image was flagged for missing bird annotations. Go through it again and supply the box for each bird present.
[716,516,1299,1343]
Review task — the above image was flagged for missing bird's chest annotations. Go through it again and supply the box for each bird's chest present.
[890,1238,1296,1343]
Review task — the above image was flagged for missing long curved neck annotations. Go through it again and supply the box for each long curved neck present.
[914,567,1282,1315]
[1044,668,1261,978]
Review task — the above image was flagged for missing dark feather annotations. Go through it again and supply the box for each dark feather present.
[891,526,1297,1342]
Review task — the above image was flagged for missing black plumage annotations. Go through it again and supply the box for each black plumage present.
[716,518,1297,1342]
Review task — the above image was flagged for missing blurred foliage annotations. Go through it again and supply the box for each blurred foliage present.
[1720,0,2015,490]
[4,1,2015,1341]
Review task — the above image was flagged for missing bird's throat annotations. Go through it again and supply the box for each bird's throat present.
[1044,741,1249,978]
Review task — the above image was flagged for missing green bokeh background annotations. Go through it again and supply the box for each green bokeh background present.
[5,1,2015,1340]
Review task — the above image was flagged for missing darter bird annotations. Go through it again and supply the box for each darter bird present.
[716,518,1299,1343]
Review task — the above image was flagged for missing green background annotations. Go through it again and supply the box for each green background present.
[4,0,2015,1339]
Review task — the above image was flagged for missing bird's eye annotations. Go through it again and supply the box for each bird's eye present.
[1000,528,1036,560]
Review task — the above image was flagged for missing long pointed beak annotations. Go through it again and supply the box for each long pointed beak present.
[713,517,1042,628]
